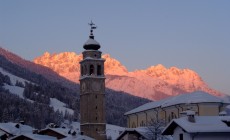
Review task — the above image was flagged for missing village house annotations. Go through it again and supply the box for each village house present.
[162,110,230,140]
[125,91,230,128]
[9,134,57,140]
[116,127,148,140]
[0,122,33,139]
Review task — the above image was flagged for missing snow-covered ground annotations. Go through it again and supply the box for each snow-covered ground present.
[1,67,126,139]
[50,98,74,115]
[1,67,74,115]
[106,124,125,140]
[3,84,24,98]
[0,67,30,86]
[61,121,125,140]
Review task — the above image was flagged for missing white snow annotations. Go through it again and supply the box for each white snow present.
[0,122,33,135]
[163,116,230,133]
[3,84,24,98]
[0,67,74,115]
[84,38,100,45]
[50,98,74,115]
[0,67,30,86]
[0,131,5,137]
[125,91,230,115]
[60,122,125,140]
[106,124,125,140]
[11,134,57,140]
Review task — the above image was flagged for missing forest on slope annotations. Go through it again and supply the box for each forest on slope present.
[0,48,149,128]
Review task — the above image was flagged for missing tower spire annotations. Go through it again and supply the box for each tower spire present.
[88,20,97,39]
[83,21,101,50]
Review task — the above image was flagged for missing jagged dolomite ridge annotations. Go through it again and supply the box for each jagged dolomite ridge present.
[34,52,221,100]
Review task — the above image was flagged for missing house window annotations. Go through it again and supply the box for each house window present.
[90,65,94,75]
[97,65,102,75]
[95,95,97,98]
[96,106,97,109]
[179,133,183,140]
[140,121,144,127]
[132,122,136,128]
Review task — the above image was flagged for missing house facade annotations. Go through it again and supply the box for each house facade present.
[125,91,230,128]
[162,111,230,140]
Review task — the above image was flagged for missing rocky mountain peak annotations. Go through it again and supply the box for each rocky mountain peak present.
[34,51,222,100]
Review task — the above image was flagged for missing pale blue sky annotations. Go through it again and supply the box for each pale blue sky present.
[0,1,230,94]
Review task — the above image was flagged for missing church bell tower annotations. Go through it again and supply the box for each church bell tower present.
[80,21,106,140]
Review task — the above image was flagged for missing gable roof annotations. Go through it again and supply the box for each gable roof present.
[38,128,67,139]
[61,135,95,140]
[162,116,230,135]
[125,91,229,115]
[0,122,33,136]
[116,127,149,140]
[9,134,57,140]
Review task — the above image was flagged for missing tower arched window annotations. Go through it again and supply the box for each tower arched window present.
[81,66,83,76]
[97,65,102,75]
[90,65,94,75]
[84,65,87,75]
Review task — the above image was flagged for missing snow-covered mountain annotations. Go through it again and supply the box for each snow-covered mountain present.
[34,52,221,100]
[0,47,149,127]
[0,67,74,115]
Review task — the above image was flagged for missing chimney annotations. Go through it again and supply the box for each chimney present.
[72,131,76,136]
[185,110,196,123]
[15,124,20,128]
[20,121,25,125]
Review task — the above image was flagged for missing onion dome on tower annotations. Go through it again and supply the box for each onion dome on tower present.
[83,21,101,50]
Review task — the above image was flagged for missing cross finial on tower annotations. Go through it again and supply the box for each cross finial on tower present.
[88,20,97,39]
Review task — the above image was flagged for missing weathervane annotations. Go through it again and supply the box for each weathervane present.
[88,20,97,38]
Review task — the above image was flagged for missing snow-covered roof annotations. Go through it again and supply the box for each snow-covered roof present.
[125,91,229,115]
[80,57,105,62]
[10,134,57,140]
[162,116,230,135]
[0,123,33,135]
[117,127,149,140]
[219,111,227,116]
[39,128,69,137]
[0,131,6,137]
[84,38,100,46]
[61,135,95,140]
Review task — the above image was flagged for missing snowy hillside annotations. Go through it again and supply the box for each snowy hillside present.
[0,67,30,86]
[0,67,74,115]
[0,48,151,127]
[50,98,74,115]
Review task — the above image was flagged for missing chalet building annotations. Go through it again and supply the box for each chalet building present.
[116,128,148,140]
[125,91,230,128]
[38,128,67,139]
[10,134,57,140]
[0,122,33,139]
[79,21,106,140]
[38,127,95,140]
[162,110,230,140]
